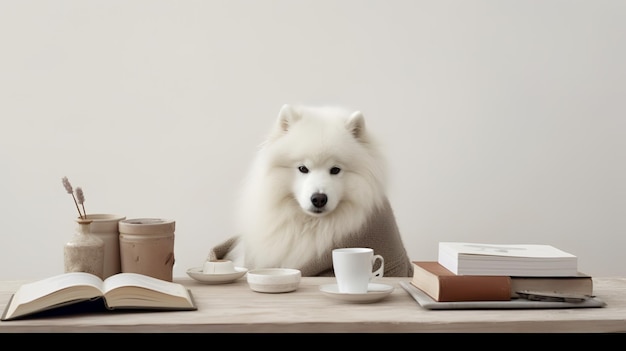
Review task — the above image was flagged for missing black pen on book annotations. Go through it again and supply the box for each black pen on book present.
[516,290,593,303]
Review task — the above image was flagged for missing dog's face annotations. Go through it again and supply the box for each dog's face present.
[261,104,385,218]
[292,160,345,216]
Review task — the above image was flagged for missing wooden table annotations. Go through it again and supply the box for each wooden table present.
[1,276,625,333]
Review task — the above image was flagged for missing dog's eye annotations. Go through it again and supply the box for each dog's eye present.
[330,167,341,175]
[298,166,309,174]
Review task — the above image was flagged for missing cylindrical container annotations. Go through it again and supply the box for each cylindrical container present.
[64,219,105,279]
[203,259,236,274]
[84,214,126,279]
[118,218,175,281]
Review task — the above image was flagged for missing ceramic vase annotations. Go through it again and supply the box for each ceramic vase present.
[84,214,126,279]
[64,218,105,279]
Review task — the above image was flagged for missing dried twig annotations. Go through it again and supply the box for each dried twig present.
[62,176,85,219]
[75,187,86,219]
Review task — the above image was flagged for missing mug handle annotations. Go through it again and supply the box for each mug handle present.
[371,254,384,279]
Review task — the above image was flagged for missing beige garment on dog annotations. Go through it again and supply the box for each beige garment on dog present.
[208,197,414,277]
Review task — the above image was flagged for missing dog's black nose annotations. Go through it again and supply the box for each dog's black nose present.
[311,193,328,208]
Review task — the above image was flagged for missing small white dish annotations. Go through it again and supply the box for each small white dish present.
[319,283,394,303]
[247,268,301,293]
[203,259,236,274]
[186,266,248,284]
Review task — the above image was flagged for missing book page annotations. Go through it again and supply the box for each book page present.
[103,272,190,298]
[13,272,104,304]
[3,272,104,320]
[440,242,576,258]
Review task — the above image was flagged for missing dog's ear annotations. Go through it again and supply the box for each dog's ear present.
[264,104,300,142]
[347,111,366,140]
[278,104,302,132]
[275,104,302,134]
[266,104,303,142]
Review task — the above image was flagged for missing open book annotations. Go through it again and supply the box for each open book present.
[1,272,197,321]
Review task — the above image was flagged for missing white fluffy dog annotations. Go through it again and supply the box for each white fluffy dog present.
[210,104,413,277]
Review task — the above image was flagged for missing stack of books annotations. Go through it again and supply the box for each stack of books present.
[409,242,593,302]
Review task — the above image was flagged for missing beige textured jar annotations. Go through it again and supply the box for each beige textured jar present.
[64,219,105,279]
[118,218,175,282]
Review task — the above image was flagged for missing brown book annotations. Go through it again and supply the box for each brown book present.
[411,261,511,302]
[411,261,594,302]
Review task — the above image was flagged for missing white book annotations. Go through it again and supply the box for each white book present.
[438,242,578,277]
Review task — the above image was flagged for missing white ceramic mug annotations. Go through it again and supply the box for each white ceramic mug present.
[203,259,236,274]
[332,248,384,293]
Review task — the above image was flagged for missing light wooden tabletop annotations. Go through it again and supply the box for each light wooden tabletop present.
[1,276,625,333]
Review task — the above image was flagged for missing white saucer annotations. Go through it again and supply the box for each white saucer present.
[319,283,394,303]
[186,266,248,284]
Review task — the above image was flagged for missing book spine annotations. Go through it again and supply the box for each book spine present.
[415,276,512,302]
[441,276,511,301]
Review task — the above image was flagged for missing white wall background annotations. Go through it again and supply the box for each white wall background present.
[1,0,624,280]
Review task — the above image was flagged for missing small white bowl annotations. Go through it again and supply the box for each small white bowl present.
[247,268,301,293]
